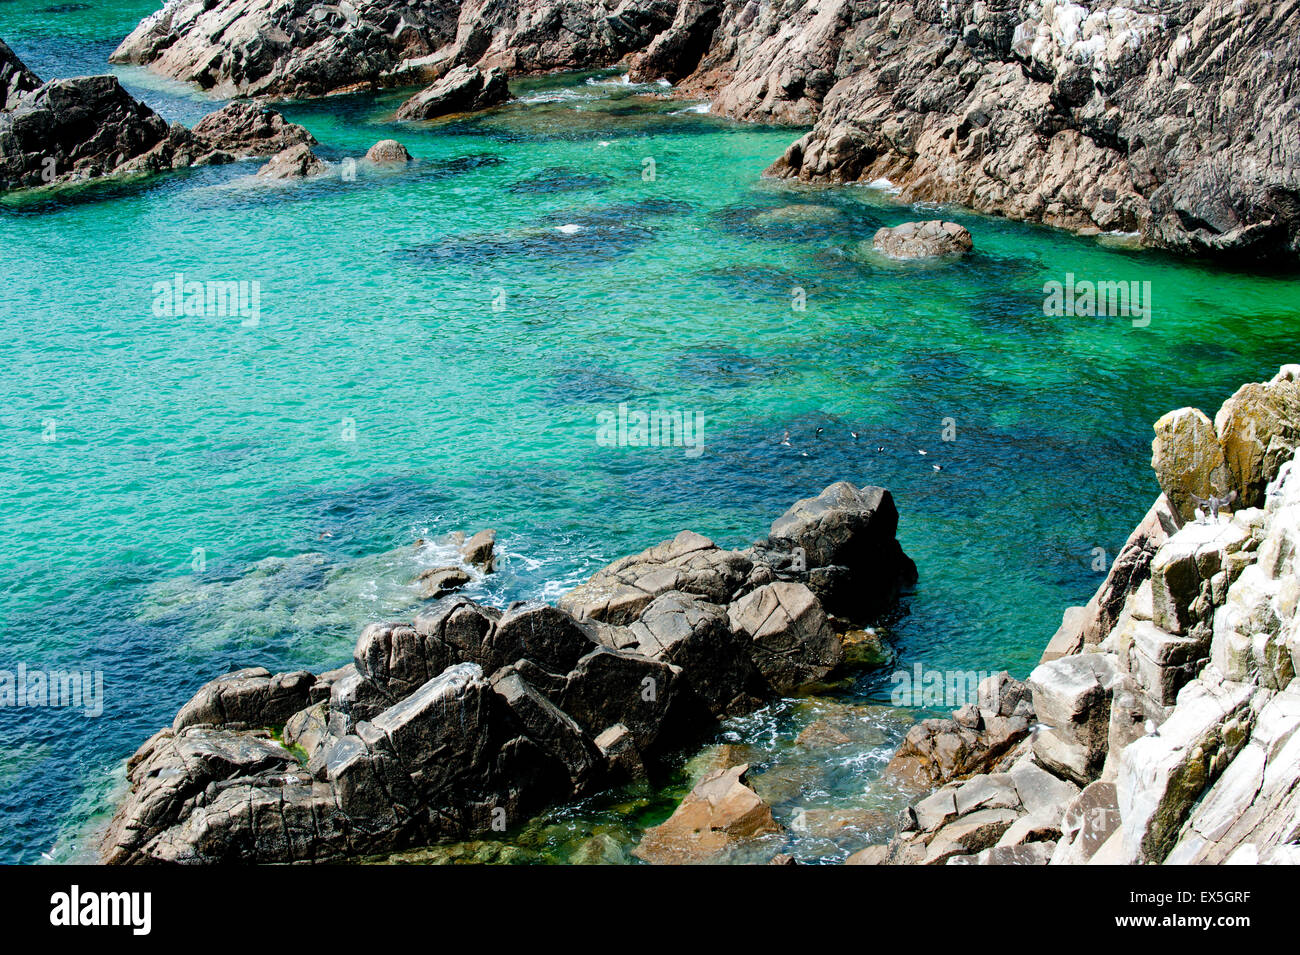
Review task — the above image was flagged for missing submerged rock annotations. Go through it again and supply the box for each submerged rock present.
[396,65,509,121]
[632,763,780,864]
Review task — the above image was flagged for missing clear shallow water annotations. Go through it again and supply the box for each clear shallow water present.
[2,2,1299,864]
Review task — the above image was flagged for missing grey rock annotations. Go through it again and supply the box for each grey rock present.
[173,667,316,732]
[396,65,509,121]
[871,220,973,259]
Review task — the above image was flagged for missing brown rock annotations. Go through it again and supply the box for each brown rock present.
[1151,407,1230,523]
[364,139,413,163]
[632,763,780,864]
[256,143,327,179]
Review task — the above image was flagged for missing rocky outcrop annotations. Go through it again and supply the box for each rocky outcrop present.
[871,221,974,259]
[110,0,679,99]
[765,0,1300,263]
[852,365,1300,865]
[110,0,1300,261]
[395,65,508,120]
[190,102,316,158]
[0,42,315,192]
[104,481,915,863]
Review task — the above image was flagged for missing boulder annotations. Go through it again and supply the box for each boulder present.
[1214,381,1300,509]
[621,591,759,717]
[460,529,496,571]
[871,221,973,259]
[101,727,300,863]
[726,581,842,694]
[768,481,916,620]
[191,102,315,157]
[364,139,413,163]
[560,530,751,624]
[416,566,471,600]
[558,647,682,754]
[632,763,780,864]
[396,65,509,121]
[0,74,224,191]
[1027,653,1120,785]
[491,602,599,675]
[256,142,328,179]
[886,713,1030,787]
[490,670,599,791]
[173,667,316,732]
[1151,407,1230,523]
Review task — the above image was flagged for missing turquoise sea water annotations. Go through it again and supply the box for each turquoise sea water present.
[2,1,1298,864]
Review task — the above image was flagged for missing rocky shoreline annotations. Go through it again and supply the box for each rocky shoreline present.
[49,0,1288,263]
[844,365,1300,865]
[102,482,917,863]
[5,2,1298,262]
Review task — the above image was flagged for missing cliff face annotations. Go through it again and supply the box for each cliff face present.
[853,365,1300,865]
[766,0,1300,265]
[108,0,1300,263]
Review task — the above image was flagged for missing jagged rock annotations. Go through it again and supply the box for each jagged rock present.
[256,143,328,179]
[0,38,39,111]
[768,0,1300,264]
[1214,381,1300,509]
[460,529,496,571]
[173,667,316,732]
[871,221,973,259]
[396,65,509,121]
[416,565,471,600]
[727,581,842,695]
[364,139,413,163]
[1165,684,1300,864]
[101,727,300,864]
[490,670,599,791]
[558,647,682,754]
[560,530,751,624]
[632,763,779,864]
[1027,653,1119,785]
[0,74,224,191]
[492,602,600,675]
[921,808,1020,865]
[190,102,315,158]
[1116,675,1255,863]
[112,0,679,99]
[1151,407,1230,523]
[1049,781,1120,864]
[621,591,759,717]
[947,842,1055,865]
[886,711,1030,788]
[768,481,916,620]
[628,0,723,84]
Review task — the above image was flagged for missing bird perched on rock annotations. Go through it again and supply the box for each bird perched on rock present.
[1192,489,1237,523]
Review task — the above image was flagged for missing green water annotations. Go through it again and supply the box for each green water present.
[1,1,1298,864]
